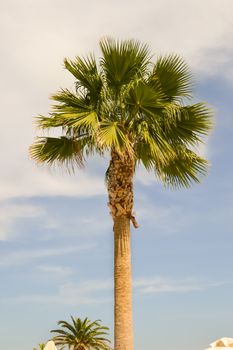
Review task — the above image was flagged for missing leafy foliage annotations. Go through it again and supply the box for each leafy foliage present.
[33,343,46,350]
[30,38,213,188]
[51,316,111,350]
[151,54,193,101]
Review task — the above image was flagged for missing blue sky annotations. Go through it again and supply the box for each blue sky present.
[1,1,233,349]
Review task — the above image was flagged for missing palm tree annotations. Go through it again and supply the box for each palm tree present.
[51,316,111,350]
[30,38,212,350]
[33,343,46,350]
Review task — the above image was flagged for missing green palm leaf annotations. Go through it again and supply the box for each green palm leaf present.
[100,37,151,92]
[37,89,99,136]
[51,316,111,350]
[98,121,128,150]
[161,102,213,145]
[151,54,193,101]
[33,343,46,350]
[30,38,213,350]
[156,147,208,188]
[29,136,85,167]
[64,55,103,103]
[31,38,213,188]
[126,80,164,118]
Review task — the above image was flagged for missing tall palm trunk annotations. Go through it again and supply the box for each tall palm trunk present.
[113,215,133,350]
[107,150,138,350]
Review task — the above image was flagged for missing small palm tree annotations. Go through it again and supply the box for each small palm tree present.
[33,344,45,350]
[30,38,213,350]
[51,316,111,350]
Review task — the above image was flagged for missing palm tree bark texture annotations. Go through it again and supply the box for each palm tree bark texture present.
[107,150,137,350]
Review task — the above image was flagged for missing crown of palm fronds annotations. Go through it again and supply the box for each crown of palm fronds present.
[30,37,213,188]
[51,316,111,350]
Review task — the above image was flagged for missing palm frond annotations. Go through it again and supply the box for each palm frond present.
[100,37,151,91]
[35,115,63,129]
[64,54,103,101]
[33,344,46,350]
[126,80,165,119]
[133,116,177,167]
[98,121,129,151]
[156,147,209,188]
[51,88,96,114]
[151,54,193,101]
[51,316,111,350]
[30,38,212,188]
[36,89,99,135]
[29,136,85,168]
[162,102,213,145]
[59,111,98,131]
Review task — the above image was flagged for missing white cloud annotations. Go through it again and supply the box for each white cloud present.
[136,167,158,187]
[36,265,73,277]
[134,277,204,294]
[135,138,211,187]
[1,276,227,305]
[0,164,106,200]
[1,279,113,305]
[2,0,232,78]
[0,244,94,267]
[134,277,229,294]
[2,0,233,66]
[136,200,191,235]
[59,280,113,300]
[0,0,232,204]
[0,204,45,240]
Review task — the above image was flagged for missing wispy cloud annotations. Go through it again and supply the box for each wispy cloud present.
[0,165,106,201]
[135,167,159,187]
[134,277,225,294]
[0,203,45,240]
[136,201,191,235]
[0,0,232,205]
[1,276,227,305]
[36,265,73,277]
[0,244,94,267]
[1,279,113,305]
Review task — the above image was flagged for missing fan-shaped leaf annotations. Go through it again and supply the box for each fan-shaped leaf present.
[152,54,193,101]
[29,136,85,168]
[100,37,151,91]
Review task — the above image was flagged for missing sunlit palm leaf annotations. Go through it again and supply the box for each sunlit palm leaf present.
[98,120,132,155]
[37,112,98,135]
[51,89,94,112]
[51,316,111,350]
[156,147,208,188]
[100,37,151,91]
[33,344,45,350]
[31,38,212,188]
[37,89,99,133]
[162,102,213,145]
[139,123,175,164]
[126,80,165,118]
[64,55,103,102]
[29,136,85,167]
[151,54,193,101]
[57,111,98,131]
[36,115,64,129]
